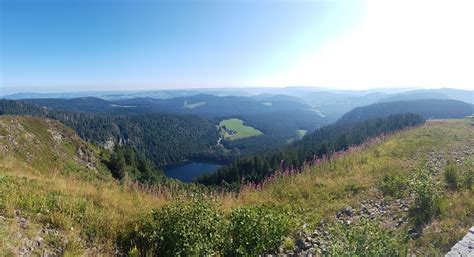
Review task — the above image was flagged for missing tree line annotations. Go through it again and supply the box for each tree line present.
[197,113,425,186]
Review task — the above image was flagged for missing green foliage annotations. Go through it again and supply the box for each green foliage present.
[117,215,156,256]
[118,202,294,256]
[327,219,408,256]
[409,168,441,227]
[380,172,408,198]
[444,161,460,191]
[462,162,474,190]
[0,99,219,167]
[148,198,225,256]
[107,145,165,185]
[224,206,293,256]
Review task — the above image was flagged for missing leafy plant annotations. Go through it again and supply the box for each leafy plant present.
[409,168,441,227]
[149,198,225,256]
[380,172,408,198]
[224,206,293,256]
[327,219,408,256]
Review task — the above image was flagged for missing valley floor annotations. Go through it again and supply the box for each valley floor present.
[0,118,473,255]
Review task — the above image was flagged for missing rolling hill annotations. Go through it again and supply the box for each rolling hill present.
[377,88,474,104]
[337,99,473,124]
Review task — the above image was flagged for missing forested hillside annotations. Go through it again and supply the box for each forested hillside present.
[337,99,473,124]
[0,99,218,166]
[17,96,330,156]
[198,113,425,186]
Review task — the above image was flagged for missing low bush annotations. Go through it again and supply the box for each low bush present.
[118,201,295,256]
[151,198,226,256]
[327,219,408,256]
[224,205,294,256]
[119,198,226,256]
[409,168,441,227]
[380,172,408,198]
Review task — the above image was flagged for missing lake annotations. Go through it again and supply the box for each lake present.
[163,161,222,182]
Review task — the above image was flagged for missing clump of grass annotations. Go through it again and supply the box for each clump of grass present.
[444,161,460,191]
[462,161,474,190]
[380,172,408,198]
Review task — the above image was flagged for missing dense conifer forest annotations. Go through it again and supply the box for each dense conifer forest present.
[0,99,218,166]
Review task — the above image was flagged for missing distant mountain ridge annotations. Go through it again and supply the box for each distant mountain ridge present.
[337,99,473,124]
[377,88,474,104]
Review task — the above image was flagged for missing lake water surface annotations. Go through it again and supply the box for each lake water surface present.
[163,161,222,182]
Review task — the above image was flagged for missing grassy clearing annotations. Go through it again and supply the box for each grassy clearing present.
[183,100,206,109]
[296,129,307,138]
[219,118,263,140]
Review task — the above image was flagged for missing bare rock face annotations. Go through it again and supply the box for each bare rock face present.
[103,138,115,151]
[446,227,474,257]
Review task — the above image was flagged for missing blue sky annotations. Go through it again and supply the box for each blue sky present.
[1,0,472,94]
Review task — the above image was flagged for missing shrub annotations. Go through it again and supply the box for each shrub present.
[380,173,408,198]
[224,206,293,256]
[327,219,408,256]
[409,168,441,227]
[463,162,474,190]
[123,199,224,256]
[149,198,225,256]
[444,162,460,191]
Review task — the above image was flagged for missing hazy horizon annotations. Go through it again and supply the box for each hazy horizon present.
[4,85,471,97]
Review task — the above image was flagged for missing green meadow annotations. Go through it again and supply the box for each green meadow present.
[219,118,263,140]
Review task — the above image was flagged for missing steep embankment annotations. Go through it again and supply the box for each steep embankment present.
[1,116,472,255]
[0,116,168,255]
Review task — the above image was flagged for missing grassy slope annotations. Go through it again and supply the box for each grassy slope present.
[233,120,473,254]
[1,116,472,254]
[0,116,168,255]
[219,118,263,140]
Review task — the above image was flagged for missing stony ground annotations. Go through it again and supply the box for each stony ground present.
[446,227,474,256]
